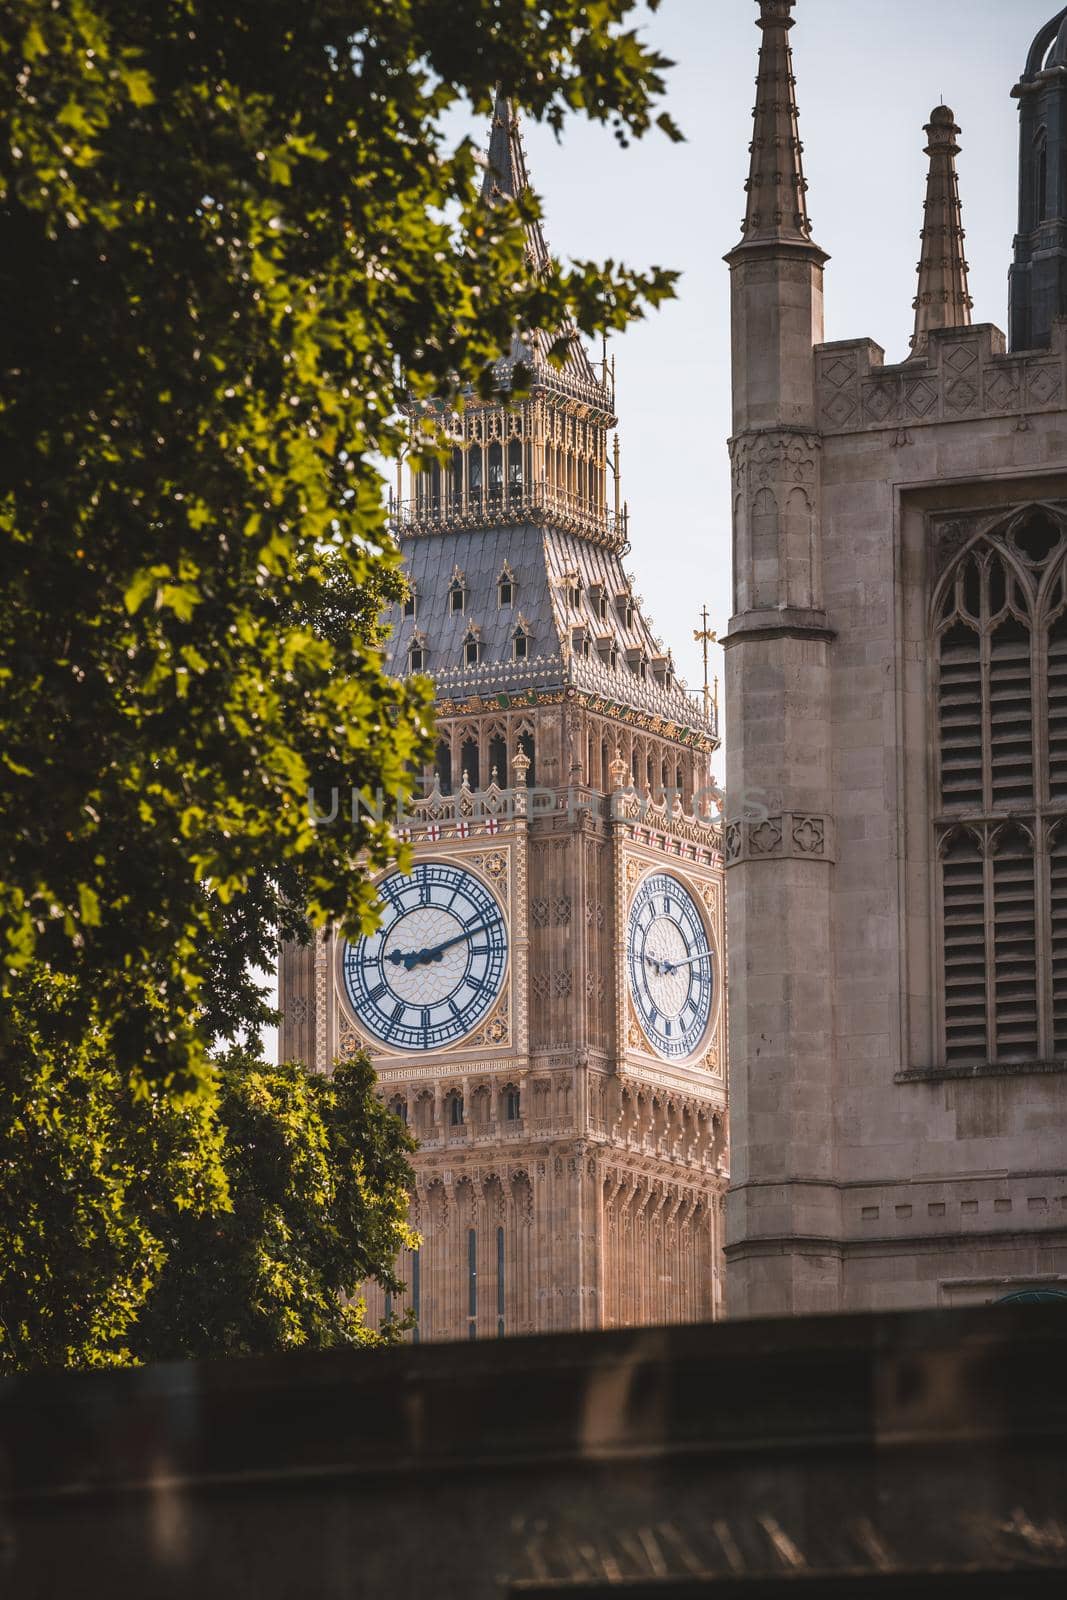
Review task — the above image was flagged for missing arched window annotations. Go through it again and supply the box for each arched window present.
[488,733,507,788]
[389,1096,408,1125]
[449,1093,464,1127]
[931,507,1067,1067]
[935,543,1033,812]
[468,446,483,505]
[461,735,480,791]
[507,438,523,500]
[503,1084,520,1121]
[1036,128,1049,224]
[488,441,503,500]
[435,739,452,796]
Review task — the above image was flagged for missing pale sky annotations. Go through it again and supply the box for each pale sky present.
[261,0,1056,1062]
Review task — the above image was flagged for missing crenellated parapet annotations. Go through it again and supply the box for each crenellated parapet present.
[816,321,1067,436]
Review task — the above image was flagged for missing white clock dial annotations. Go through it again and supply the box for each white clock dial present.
[626,872,714,1060]
[342,861,507,1051]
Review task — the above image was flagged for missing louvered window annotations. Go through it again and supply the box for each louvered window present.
[938,621,981,808]
[991,826,1038,1058]
[989,617,1033,806]
[1050,828,1067,1051]
[933,507,1067,1066]
[941,829,987,1063]
[1047,590,1067,795]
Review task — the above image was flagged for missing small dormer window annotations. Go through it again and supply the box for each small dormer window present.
[498,565,516,608]
[463,628,481,667]
[591,586,607,621]
[616,592,634,629]
[570,578,583,610]
[626,648,647,681]
[596,635,618,669]
[409,641,426,673]
[513,628,529,661]
[571,627,590,659]
[450,582,465,615]
[403,587,418,620]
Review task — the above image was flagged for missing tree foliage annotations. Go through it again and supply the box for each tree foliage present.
[0,968,226,1369]
[0,1,678,1093]
[131,1050,417,1361]
[0,975,415,1371]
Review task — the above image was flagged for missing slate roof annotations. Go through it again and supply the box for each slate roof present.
[384,521,715,736]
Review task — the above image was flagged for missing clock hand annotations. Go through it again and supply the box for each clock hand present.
[656,950,712,976]
[387,916,500,971]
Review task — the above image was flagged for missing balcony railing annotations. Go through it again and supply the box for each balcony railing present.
[425,647,719,742]
[391,483,630,554]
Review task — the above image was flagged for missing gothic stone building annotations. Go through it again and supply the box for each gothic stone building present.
[725,1,1067,1315]
[280,97,727,1340]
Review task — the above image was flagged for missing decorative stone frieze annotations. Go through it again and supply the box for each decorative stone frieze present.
[816,322,1067,436]
[723,810,834,866]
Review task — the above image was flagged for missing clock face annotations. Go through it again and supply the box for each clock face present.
[626,872,714,1060]
[342,861,508,1052]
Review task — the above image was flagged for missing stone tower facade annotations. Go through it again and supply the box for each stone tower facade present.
[279,95,727,1339]
[725,0,1067,1315]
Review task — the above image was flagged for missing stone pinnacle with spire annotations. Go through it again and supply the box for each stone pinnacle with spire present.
[735,0,822,254]
[909,106,973,358]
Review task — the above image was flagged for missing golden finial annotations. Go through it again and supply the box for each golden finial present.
[694,606,718,719]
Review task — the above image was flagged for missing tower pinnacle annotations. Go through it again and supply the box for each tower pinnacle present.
[480,89,550,275]
[909,106,972,358]
[1010,8,1067,350]
[736,0,821,254]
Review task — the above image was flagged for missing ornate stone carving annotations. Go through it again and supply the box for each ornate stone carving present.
[749,816,784,856]
[933,516,974,573]
[725,812,835,866]
[791,814,825,855]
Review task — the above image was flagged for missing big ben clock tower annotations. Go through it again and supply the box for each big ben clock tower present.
[279,94,727,1337]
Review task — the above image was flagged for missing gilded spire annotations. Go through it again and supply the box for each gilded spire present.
[480,89,550,274]
[910,106,973,358]
[737,0,819,252]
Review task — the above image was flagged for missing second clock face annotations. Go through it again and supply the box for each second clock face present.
[627,872,714,1060]
[342,861,507,1052]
